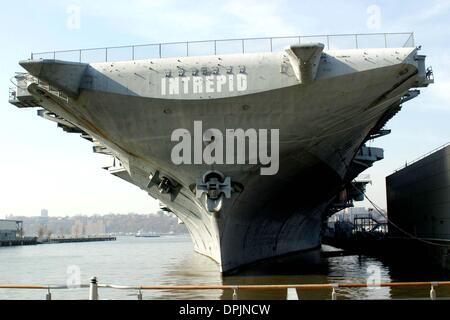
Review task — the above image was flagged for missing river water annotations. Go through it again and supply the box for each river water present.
[0,236,448,300]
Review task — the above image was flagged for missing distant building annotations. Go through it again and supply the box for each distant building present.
[0,220,23,241]
[71,219,84,236]
[40,209,49,228]
[85,220,106,235]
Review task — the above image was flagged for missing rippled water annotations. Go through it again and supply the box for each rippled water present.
[0,236,448,300]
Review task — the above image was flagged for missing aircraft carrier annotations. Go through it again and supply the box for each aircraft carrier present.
[8,33,434,273]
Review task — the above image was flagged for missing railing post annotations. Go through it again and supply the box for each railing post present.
[430,283,437,300]
[232,287,238,300]
[186,42,189,57]
[89,277,99,300]
[46,287,52,300]
[241,39,244,54]
[331,288,337,300]
[287,288,299,300]
[132,46,135,61]
[159,44,162,58]
[384,33,388,48]
[137,289,143,300]
[79,50,82,63]
[327,35,330,50]
[214,40,217,55]
[31,53,34,60]
[105,48,108,62]
[270,38,273,52]
[355,34,359,48]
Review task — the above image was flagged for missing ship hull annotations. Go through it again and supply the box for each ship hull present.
[15,46,430,272]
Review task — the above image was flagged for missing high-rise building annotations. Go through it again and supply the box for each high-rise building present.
[39,209,49,229]
[40,209,48,217]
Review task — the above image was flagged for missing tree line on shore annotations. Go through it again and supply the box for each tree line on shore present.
[7,212,188,237]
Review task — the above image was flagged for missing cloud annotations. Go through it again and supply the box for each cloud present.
[389,0,450,30]
[79,1,223,41]
[60,0,300,41]
[417,83,450,113]
[417,0,450,20]
[416,51,450,112]
[221,0,298,37]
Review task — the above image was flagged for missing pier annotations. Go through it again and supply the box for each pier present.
[0,238,38,247]
[323,143,450,271]
[38,236,116,244]
[0,236,116,247]
[0,220,37,247]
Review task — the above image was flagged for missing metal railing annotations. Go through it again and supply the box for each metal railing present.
[1,277,449,300]
[30,32,415,63]
[0,284,90,300]
[395,142,450,172]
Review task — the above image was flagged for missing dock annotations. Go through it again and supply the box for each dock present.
[0,236,116,247]
[0,238,38,247]
[38,236,116,244]
[323,143,450,271]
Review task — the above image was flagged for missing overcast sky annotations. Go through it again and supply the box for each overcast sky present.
[0,0,449,217]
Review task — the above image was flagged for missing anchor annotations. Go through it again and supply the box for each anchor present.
[195,171,232,213]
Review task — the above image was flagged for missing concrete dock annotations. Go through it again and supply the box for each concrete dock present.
[0,238,38,247]
[38,236,116,244]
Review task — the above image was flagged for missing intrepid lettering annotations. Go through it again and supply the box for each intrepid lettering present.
[161,74,248,95]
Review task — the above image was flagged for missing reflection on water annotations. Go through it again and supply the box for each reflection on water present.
[0,236,448,300]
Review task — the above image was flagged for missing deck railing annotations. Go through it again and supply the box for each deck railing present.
[30,32,415,63]
[1,278,449,300]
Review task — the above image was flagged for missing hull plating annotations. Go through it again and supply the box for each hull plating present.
[16,46,429,272]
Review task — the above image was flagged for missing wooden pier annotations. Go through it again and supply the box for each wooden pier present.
[0,236,116,247]
[0,238,38,247]
[39,236,116,244]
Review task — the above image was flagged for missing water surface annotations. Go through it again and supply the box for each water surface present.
[0,236,448,300]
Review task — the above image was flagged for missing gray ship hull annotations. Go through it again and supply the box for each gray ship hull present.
[11,43,432,272]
